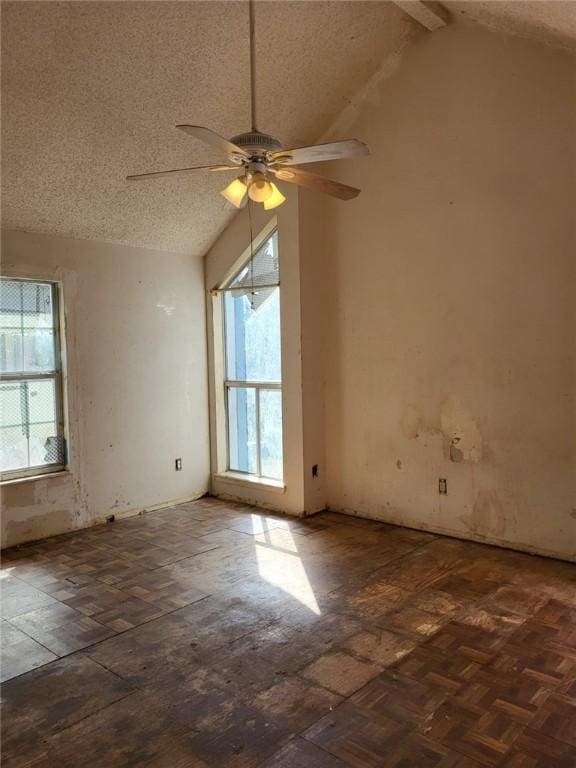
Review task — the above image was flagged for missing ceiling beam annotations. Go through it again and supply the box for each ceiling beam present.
[392,1,448,31]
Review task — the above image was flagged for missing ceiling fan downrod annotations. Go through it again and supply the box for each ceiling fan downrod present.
[249,0,257,133]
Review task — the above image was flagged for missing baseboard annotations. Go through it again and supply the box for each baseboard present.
[327,505,576,564]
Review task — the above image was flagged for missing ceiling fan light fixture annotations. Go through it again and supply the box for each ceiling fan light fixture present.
[247,172,273,203]
[263,182,286,210]
[221,177,248,208]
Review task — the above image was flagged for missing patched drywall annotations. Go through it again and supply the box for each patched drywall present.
[440,396,483,463]
[1,230,210,547]
[322,22,576,559]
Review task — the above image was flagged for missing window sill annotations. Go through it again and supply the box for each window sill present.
[213,472,286,494]
[0,469,70,487]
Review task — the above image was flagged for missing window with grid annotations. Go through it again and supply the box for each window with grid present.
[0,278,67,480]
[222,231,283,481]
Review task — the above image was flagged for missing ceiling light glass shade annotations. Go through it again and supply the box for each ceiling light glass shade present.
[221,177,248,208]
[263,183,286,210]
[248,172,273,203]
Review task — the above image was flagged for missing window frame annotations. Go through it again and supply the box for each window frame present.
[219,229,284,483]
[223,379,283,481]
[0,277,68,482]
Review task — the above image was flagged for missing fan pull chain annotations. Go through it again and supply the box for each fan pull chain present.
[248,198,255,310]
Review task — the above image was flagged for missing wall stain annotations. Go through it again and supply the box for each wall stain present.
[441,396,482,462]
[460,490,506,538]
[2,483,36,507]
[449,438,464,463]
[400,405,421,439]
[6,510,75,546]
[400,399,483,467]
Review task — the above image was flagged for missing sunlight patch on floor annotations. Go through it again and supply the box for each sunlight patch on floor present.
[254,527,321,615]
[247,514,289,535]
[253,527,300,553]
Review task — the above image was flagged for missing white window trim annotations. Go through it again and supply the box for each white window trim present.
[0,469,71,487]
[213,471,286,493]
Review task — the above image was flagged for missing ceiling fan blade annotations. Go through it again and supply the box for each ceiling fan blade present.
[176,125,249,162]
[271,166,360,201]
[270,139,369,166]
[126,165,237,181]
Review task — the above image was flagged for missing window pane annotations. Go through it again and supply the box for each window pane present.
[0,280,56,373]
[227,386,257,474]
[0,425,28,471]
[21,282,54,327]
[27,379,57,424]
[29,422,60,468]
[1,381,29,471]
[0,378,62,472]
[23,330,55,372]
[225,287,281,382]
[0,330,23,373]
[0,280,54,327]
[259,389,283,480]
[228,232,279,290]
[0,330,54,373]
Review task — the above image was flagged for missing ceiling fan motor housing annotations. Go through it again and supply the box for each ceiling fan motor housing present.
[231,131,282,158]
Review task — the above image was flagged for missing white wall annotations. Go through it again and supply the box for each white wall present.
[322,22,576,559]
[1,230,210,547]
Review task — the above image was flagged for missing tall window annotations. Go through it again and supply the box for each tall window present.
[0,279,66,480]
[222,231,283,481]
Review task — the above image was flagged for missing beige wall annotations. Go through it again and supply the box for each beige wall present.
[1,230,210,547]
[3,22,573,562]
[298,190,328,513]
[322,23,575,559]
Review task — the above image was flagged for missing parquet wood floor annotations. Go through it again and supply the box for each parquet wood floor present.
[1,498,575,767]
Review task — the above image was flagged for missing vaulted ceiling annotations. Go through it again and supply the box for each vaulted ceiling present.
[2,1,575,256]
[1,1,417,255]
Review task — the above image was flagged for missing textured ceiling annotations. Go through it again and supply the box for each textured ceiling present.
[444,1,576,52]
[1,0,416,255]
[3,2,575,256]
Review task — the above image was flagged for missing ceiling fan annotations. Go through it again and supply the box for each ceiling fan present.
[126,0,370,210]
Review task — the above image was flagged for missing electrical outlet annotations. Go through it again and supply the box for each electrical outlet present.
[439,478,447,495]
[175,458,182,471]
